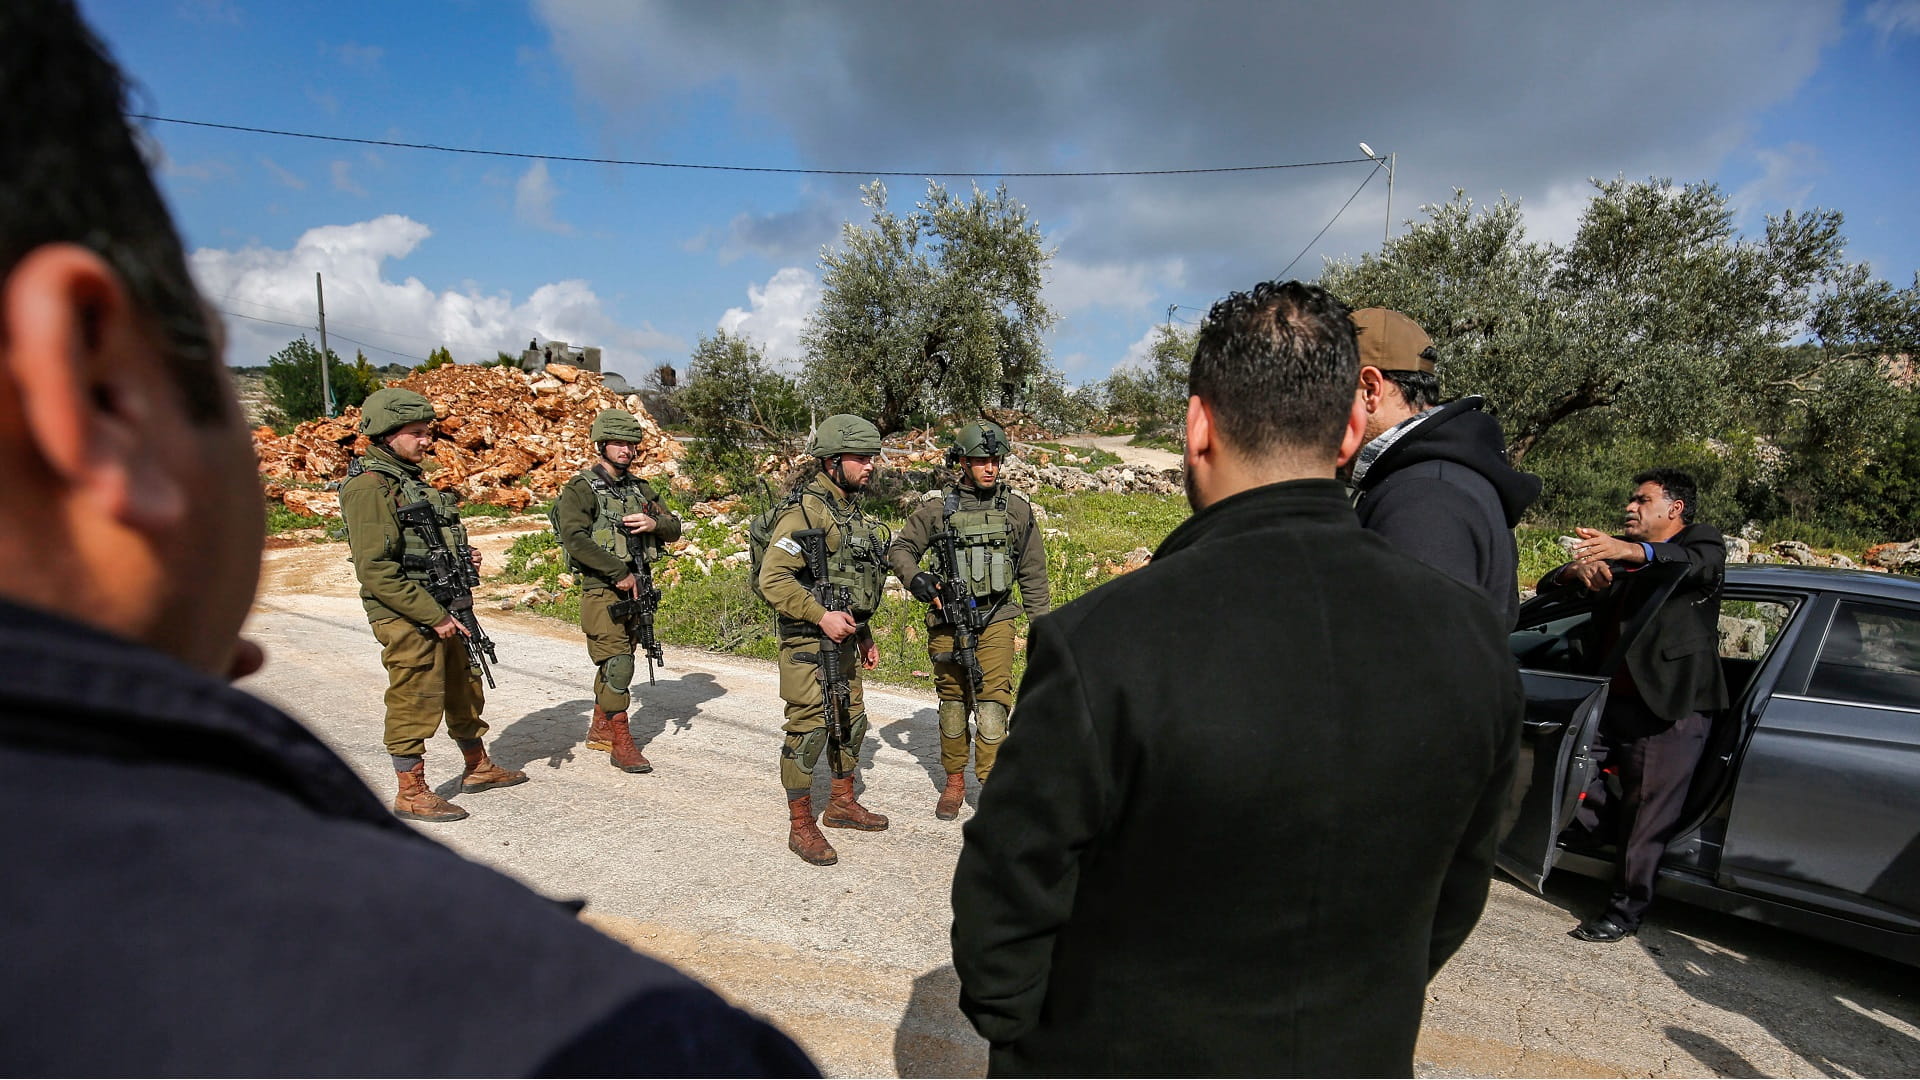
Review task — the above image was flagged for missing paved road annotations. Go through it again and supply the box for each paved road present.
[240,544,1920,1077]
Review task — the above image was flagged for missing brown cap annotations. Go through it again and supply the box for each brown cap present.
[1351,308,1437,373]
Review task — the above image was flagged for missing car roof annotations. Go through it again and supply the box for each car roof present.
[1727,563,1920,603]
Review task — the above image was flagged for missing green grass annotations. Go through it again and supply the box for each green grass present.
[1023,441,1123,470]
[265,503,332,534]
[1128,432,1185,454]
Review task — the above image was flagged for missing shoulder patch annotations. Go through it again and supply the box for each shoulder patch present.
[775,536,803,556]
[920,489,943,502]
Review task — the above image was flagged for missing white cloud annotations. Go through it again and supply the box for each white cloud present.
[1046,257,1185,316]
[514,161,574,234]
[191,215,683,376]
[1115,324,1168,373]
[1866,0,1920,40]
[259,157,306,190]
[717,267,821,369]
[330,160,366,196]
[1731,143,1825,223]
[1518,181,1596,248]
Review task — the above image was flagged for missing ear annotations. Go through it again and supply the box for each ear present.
[1334,388,1369,468]
[1185,395,1211,458]
[1,244,188,532]
[1356,366,1386,414]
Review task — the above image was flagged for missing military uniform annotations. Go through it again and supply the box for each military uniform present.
[340,388,525,822]
[757,414,892,865]
[551,409,682,773]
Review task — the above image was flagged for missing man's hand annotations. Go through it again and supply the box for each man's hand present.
[819,610,858,642]
[1572,527,1642,565]
[909,571,941,603]
[430,615,465,639]
[621,511,657,533]
[1566,559,1614,591]
[469,547,483,571]
[860,635,879,670]
[613,573,638,595]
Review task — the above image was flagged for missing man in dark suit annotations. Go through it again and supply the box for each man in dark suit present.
[949,280,1523,1076]
[1548,468,1728,943]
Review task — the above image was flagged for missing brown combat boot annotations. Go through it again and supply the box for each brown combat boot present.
[393,762,467,823]
[459,742,529,793]
[787,795,838,866]
[934,772,967,820]
[585,705,614,752]
[605,711,652,774]
[823,776,889,831]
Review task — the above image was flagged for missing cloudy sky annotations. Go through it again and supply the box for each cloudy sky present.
[86,0,1920,386]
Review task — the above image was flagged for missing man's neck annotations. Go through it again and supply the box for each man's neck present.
[368,443,421,475]
[1192,452,1330,511]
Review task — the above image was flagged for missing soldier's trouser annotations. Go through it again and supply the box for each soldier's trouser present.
[371,617,487,758]
[777,634,869,792]
[581,587,639,713]
[930,619,1016,776]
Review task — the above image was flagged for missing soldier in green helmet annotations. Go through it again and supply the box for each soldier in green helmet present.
[757,413,893,866]
[339,386,527,822]
[886,419,1050,818]
[551,408,682,773]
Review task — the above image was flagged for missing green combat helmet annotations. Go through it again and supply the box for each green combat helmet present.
[806,414,883,458]
[589,408,648,444]
[358,387,436,439]
[948,419,1011,464]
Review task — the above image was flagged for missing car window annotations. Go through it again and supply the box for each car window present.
[1510,608,1601,675]
[1806,601,1920,710]
[1719,599,1795,660]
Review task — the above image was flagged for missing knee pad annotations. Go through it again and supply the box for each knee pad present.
[938,700,970,740]
[976,701,1010,743]
[783,728,828,774]
[601,653,636,695]
[847,712,870,749]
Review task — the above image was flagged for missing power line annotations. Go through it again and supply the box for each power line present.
[215,307,430,363]
[133,113,1374,179]
[1275,158,1385,280]
[215,291,452,347]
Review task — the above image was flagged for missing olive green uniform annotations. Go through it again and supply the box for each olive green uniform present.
[886,482,1049,778]
[340,444,487,758]
[552,467,682,713]
[758,472,891,793]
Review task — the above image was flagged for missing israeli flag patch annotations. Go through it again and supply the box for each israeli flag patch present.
[775,536,803,555]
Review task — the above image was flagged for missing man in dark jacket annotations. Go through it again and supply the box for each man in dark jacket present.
[1547,468,1729,943]
[950,281,1523,1076]
[1349,307,1540,627]
[0,4,814,1073]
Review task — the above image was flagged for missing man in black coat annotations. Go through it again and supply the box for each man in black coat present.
[0,5,813,1074]
[1348,308,1541,627]
[1547,468,1728,943]
[949,281,1523,1076]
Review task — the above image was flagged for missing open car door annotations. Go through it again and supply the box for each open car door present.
[1497,563,1688,891]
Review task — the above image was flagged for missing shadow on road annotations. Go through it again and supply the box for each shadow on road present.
[632,670,725,752]
[879,707,947,793]
[893,965,986,1078]
[425,698,594,799]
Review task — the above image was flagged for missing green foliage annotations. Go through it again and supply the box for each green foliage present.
[675,330,809,497]
[803,180,1059,434]
[1096,324,1194,443]
[1025,442,1123,470]
[487,352,522,368]
[421,345,455,371]
[265,502,331,534]
[262,339,382,424]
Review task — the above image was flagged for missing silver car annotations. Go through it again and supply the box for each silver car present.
[1501,564,1920,965]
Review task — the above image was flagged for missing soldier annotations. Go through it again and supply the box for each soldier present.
[757,414,893,866]
[340,387,527,822]
[551,408,682,773]
[886,419,1050,818]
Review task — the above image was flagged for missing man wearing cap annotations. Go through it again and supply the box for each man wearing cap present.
[552,408,681,774]
[758,414,893,866]
[1348,307,1540,628]
[887,418,1050,819]
[341,387,527,821]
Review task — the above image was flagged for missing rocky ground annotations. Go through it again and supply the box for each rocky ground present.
[239,537,1920,1078]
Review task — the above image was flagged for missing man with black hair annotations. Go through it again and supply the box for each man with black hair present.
[1348,307,1540,627]
[0,2,813,1072]
[1545,467,1729,943]
[950,280,1521,1075]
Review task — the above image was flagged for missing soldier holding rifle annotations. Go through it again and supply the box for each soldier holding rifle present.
[552,408,681,774]
[757,415,893,866]
[341,387,526,822]
[887,420,1049,818]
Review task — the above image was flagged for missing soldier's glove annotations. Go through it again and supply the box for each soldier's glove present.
[909,572,941,603]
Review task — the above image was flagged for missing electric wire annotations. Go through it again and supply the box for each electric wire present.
[1275,159,1385,279]
[133,114,1374,179]
[215,307,431,364]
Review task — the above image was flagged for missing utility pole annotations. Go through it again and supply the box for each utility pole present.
[315,271,334,417]
[1358,143,1396,245]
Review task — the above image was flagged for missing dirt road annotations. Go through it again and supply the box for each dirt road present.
[1053,433,1183,471]
[241,540,1919,1077]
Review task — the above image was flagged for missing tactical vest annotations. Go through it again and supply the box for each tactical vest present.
[360,454,469,587]
[565,468,662,573]
[943,488,1017,597]
[807,484,889,617]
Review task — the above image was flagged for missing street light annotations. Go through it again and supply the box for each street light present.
[1359,143,1395,246]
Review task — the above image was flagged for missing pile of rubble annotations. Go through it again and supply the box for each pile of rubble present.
[999,459,1183,497]
[1729,538,1865,569]
[254,363,678,516]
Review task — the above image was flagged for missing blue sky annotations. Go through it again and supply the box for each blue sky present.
[83,0,1920,387]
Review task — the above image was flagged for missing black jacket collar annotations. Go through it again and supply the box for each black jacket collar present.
[1154,478,1353,561]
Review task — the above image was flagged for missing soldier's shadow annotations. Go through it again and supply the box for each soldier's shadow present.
[631,670,725,752]
[879,707,947,792]
[433,697,594,797]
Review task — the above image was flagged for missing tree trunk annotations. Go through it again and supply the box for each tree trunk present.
[1506,381,1617,466]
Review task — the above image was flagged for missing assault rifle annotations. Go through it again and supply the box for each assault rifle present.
[792,527,854,773]
[395,499,498,689]
[927,528,987,711]
[607,526,666,686]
